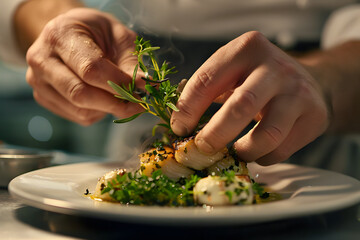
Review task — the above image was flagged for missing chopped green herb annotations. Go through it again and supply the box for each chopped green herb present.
[222,170,236,186]
[101,170,200,206]
[252,182,265,196]
[234,187,243,196]
[225,190,233,202]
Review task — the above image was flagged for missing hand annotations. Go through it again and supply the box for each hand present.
[171,31,330,166]
[26,8,143,125]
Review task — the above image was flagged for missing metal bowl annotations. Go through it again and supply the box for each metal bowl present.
[0,148,53,187]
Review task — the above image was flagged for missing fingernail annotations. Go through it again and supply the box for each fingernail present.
[195,137,215,154]
[171,119,189,136]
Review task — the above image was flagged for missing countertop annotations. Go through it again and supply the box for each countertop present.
[1,151,360,240]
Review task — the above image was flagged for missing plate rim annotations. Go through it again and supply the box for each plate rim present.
[8,161,360,226]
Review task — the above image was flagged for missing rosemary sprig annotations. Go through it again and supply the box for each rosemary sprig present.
[108,36,179,135]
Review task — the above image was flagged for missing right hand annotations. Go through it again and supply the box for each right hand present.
[26,8,143,125]
[171,31,330,166]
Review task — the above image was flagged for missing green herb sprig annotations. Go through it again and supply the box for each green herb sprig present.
[108,36,179,134]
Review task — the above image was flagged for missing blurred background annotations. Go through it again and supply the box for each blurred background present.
[0,60,112,156]
[0,0,114,157]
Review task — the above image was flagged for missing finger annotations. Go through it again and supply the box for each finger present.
[27,68,105,125]
[171,31,268,136]
[233,96,302,162]
[33,88,106,126]
[53,31,135,93]
[29,58,143,117]
[194,64,282,154]
[255,111,328,166]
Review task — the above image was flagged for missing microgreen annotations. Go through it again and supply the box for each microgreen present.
[221,169,236,186]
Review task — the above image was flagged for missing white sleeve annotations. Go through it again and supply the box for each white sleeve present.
[0,0,27,67]
[321,4,360,50]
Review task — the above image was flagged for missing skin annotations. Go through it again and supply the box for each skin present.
[171,33,360,165]
[14,1,360,165]
[15,1,143,125]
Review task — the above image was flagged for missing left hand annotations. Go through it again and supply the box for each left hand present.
[25,8,143,125]
[171,31,330,166]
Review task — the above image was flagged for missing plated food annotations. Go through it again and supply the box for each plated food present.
[92,137,268,206]
[9,160,360,225]
[90,37,273,207]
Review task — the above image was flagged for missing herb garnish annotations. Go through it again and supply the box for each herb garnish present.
[252,182,268,198]
[101,169,201,206]
[108,36,179,136]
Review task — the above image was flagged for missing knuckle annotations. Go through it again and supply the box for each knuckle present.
[176,99,196,120]
[117,29,137,44]
[42,19,63,48]
[26,46,46,69]
[242,31,265,45]
[79,57,103,81]
[68,82,88,106]
[290,78,317,107]
[280,60,299,78]
[261,125,283,146]
[296,79,313,97]
[194,70,215,90]
[230,89,258,119]
[189,69,217,101]
[25,69,36,86]
[277,62,311,95]
[25,46,37,65]
[273,59,313,98]
[233,31,267,52]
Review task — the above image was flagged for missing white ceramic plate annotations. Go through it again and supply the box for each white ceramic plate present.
[8,162,360,225]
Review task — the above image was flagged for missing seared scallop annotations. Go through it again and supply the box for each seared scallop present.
[206,155,249,176]
[174,137,227,170]
[193,174,253,205]
[94,168,127,201]
[139,146,194,180]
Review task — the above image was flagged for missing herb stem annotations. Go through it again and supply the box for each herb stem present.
[108,36,179,135]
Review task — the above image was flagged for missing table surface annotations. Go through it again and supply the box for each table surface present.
[1,151,360,240]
